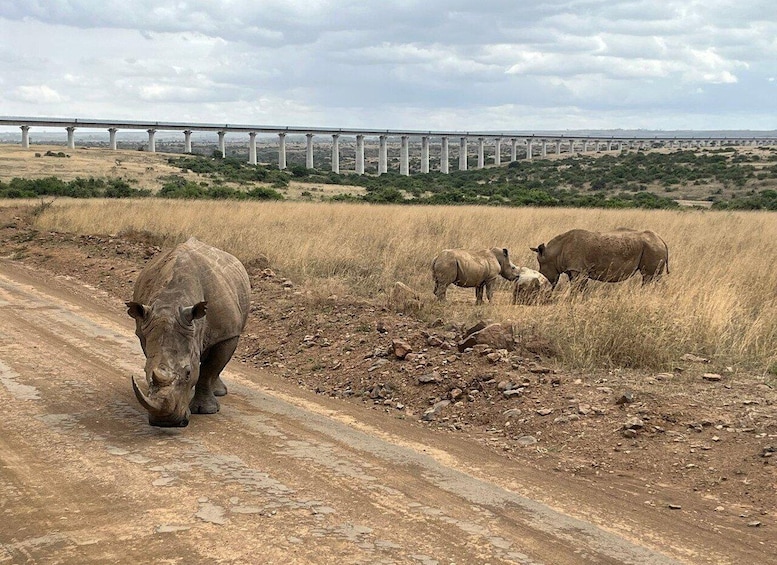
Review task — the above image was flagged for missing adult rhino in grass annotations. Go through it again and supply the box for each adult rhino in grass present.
[530,228,669,288]
[432,247,520,305]
[126,237,250,427]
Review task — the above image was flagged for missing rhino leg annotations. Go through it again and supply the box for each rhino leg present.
[475,283,485,305]
[433,280,448,301]
[485,279,496,303]
[190,336,239,415]
[213,376,228,397]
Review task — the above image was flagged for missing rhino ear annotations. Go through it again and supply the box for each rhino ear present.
[126,301,148,320]
[181,301,208,324]
[530,244,545,256]
[502,248,509,258]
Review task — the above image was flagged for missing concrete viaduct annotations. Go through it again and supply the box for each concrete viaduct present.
[2,116,775,176]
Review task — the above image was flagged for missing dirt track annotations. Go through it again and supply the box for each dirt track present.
[1,251,774,563]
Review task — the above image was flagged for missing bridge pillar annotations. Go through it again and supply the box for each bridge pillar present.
[356,134,365,175]
[278,133,287,170]
[459,137,468,171]
[378,135,387,174]
[217,131,226,158]
[147,129,156,153]
[305,133,314,169]
[477,138,485,169]
[108,128,117,150]
[183,130,192,153]
[248,132,257,165]
[421,136,429,173]
[494,138,501,166]
[541,141,547,157]
[20,125,30,148]
[331,134,340,174]
[510,138,517,161]
[526,139,533,160]
[66,126,75,149]
[400,135,410,176]
[440,136,449,174]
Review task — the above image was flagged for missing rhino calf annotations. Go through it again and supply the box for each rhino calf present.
[432,247,520,305]
[126,237,250,428]
[530,228,669,288]
[511,267,552,305]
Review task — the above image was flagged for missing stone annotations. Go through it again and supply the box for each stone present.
[702,373,722,382]
[390,339,413,360]
[681,353,709,363]
[536,408,553,416]
[668,504,682,510]
[623,417,644,430]
[421,399,450,421]
[427,335,444,347]
[503,389,523,399]
[615,391,634,405]
[503,408,522,418]
[388,281,422,311]
[418,372,441,385]
[458,323,515,352]
[516,436,538,446]
[449,388,463,401]
[497,380,513,391]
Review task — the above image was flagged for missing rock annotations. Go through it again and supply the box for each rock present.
[458,323,515,352]
[623,417,644,430]
[761,446,776,458]
[503,389,523,399]
[516,436,537,446]
[503,408,522,418]
[449,388,463,401]
[668,504,682,510]
[485,352,503,364]
[427,335,444,347]
[681,353,709,363]
[390,339,413,360]
[748,521,762,527]
[536,408,553,416]
[497,380,513,391]
[578,403,591,415]
[622,429,638,438]
[615,391,634,405]
[418,372,441,385]
[702,373,722,382]
[528,363,552,374]
[388,282,422,311]
[421,400,450,421]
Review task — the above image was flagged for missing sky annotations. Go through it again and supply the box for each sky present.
[1,0,776,133]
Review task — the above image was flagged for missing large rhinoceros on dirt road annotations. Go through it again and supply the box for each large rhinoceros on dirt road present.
[126,237,250,427]
[530,228,669,288]
[432,247,520,304]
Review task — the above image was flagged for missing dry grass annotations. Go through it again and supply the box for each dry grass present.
[22,198,777,373]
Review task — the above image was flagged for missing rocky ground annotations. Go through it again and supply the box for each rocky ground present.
[1,204,775,531]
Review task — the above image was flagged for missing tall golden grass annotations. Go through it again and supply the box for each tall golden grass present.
[29,199,777,373]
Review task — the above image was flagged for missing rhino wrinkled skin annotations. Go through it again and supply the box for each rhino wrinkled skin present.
[126,237,250,427]
[530,228,669,288]
[432,247,520,305]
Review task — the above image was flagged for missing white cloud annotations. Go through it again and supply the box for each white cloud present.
[14,85,64,103]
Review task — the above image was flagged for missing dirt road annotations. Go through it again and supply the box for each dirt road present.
[0,259,771,564]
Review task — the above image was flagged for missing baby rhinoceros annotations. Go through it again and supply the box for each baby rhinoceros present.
[126,237,250,428]
[511,267,552,305]
[432,247,520,305]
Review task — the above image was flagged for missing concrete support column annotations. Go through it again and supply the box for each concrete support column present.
[278,132,287,170]
[555,140,561,155]
[184,130,192,153]
[526,139,533,160]
[66,127,75,149]
[305,134,314,169]
[494,138,502,166]
[20,125,30,148]
[108,128,117,150]
[477,138,485,169]
[421,136,429,173]
[356,134,365,175]
[459,137,468,171]
[147,129,156,153]
[378,135,388,174]
[541,141,547,158]
[510,138,517,161]
[582,140,588,153]
[331,134,340,174]
[217,131,226,158]
[607,141,613,151]
[248,132,257,165]
[440,136,449,174]
[400,135,410,176]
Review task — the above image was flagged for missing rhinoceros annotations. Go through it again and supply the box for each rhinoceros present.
[530,228,669,288]
[432,247,520,304]
[511,267,552,305]
[126,237,250,427]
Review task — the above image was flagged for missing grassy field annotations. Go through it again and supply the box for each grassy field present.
[16,198,776,375]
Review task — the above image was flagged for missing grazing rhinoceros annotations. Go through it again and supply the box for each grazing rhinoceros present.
[511,267,552,305]
[530,228,669,288]
[126,237,250,427]
[432,247,520,305]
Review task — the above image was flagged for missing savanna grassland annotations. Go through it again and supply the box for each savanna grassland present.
[29,199,777,374]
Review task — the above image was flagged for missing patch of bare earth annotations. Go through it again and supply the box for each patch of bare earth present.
[0,204,775,540]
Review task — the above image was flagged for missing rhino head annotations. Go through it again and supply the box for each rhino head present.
[126,300,207,427]
[495,248,521,281]
[530,243,560,287]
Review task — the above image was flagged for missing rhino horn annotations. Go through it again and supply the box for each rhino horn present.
[132,375,164,413]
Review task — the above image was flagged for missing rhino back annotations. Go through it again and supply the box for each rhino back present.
[133,238,250,344]
[449,249,499,286]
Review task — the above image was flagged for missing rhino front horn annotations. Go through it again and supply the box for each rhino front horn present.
[132,375,163,413]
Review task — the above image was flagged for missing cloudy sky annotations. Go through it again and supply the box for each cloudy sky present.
[1,0,776,132]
